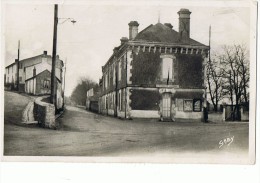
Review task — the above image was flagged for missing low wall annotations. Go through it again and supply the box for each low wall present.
[175,111,202,119]
[208,112,223,122]
[34,96,56,129]
[130,110,160,118]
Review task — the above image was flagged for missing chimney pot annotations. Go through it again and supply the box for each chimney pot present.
[178,8,191,41]
[164,23,173,29]
[128,21,139,40]
[120,37,128,45]
[43,51,47,55]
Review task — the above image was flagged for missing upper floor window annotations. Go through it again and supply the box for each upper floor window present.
[19,63,23,69]
[161,55,175,81]
[118,61,121,81]
[162,57,173,79]
[105,74,108,89]
[113,65,116,85]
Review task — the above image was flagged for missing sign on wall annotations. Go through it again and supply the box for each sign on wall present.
[193,99,202,112]
[183,100,193,111]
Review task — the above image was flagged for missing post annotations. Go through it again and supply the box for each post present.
[16,40,20,91]
[50,4,58,108]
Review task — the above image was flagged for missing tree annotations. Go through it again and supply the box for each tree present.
[218,44,249,120]
[206,54,224,112]
[70,77,98,106]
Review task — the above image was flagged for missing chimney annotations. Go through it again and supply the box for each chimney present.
[128,21,139,40]
[120,37,128,45]
[33,67,36,76]
[178,8,191,41]
[43,51,47,55]
[164,23,173,29]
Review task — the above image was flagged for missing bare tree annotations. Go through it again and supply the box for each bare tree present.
[206,56,224,112]
[219,44,249,120]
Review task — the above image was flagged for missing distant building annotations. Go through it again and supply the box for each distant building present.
[5,51,64,109]
[86,85,100,113]
[99,9,209,121]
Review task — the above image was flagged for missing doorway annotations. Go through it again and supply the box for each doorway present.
[162,93,171,120]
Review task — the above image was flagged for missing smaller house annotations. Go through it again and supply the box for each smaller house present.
[25,69,63,109]
[86,85,100,113]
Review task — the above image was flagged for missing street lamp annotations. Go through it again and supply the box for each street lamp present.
[58,18,77,24]
[50,4,76,111]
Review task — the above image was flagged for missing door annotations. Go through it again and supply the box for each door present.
[162,93,171,119]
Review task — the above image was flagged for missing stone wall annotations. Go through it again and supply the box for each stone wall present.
[34,96,56,129]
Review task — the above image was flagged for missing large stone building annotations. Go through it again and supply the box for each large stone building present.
[99,9,209,121]
[5,51,64,109]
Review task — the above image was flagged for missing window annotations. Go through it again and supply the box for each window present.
[118,93,121,111]
[193,99,202,112]
[162,57,173,79]
[43,79,50,89]
[123,55,126,69]
[183,100,193,111]
[118,61,121,81]
[113,65,116,85]
[177,99,184,111]
[20,63,23,69]
[105,74,108,88]
[19,77,22,82]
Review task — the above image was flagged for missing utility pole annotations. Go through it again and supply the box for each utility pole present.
[16,40,20,91]
[50,4,58,108]
[209,25,211,63]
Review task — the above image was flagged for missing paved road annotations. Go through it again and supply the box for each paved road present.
[4,91,249,163]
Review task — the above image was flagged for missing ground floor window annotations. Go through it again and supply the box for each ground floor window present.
[193,99,202,112]
[176,99,183,111]
[183,100,193,111]
[118,93,121,111]
[176,98,202,112]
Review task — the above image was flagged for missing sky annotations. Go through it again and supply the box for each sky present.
[2,0,254,96]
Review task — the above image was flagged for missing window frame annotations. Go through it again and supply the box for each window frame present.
[183,99,193,112]
[160,54,176,82]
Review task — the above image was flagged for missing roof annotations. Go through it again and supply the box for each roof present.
[6,53,63,68]
[134,23,206,46]
[5,62,16,68]
[25,69,61,83]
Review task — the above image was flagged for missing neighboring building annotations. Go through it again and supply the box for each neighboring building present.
[86,85,100,113]
[5,51,64,109]
[5,51,63,93]
[99,9,209,121]
[4,60,19,90]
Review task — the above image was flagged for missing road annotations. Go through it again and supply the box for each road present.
[4,91,249,163]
